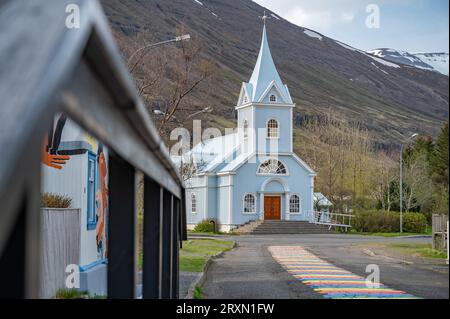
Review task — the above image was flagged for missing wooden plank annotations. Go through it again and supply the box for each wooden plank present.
[62,57,182,198]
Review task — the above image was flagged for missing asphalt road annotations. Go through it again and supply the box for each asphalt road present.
[201,234,449,299]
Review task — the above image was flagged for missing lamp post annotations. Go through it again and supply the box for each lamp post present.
[399,133,419,233]
[128,34,191,73]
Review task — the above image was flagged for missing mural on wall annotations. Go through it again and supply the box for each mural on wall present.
[41,114,70,169]
[96,143,108,259]
[41,114,109,260]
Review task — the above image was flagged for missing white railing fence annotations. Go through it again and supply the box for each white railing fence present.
[308,211,353,231]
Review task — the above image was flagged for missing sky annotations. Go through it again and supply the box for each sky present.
[252,0,449,53]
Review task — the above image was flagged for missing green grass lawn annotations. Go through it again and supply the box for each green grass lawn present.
[349,226,432,237]
[138,239,235,272]
[349,232,427,237]
[180,239,235,272]
[386,243,447,259]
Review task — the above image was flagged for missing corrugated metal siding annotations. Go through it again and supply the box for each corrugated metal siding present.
[39,208,80,298]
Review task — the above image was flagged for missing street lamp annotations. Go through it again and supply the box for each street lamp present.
[399,133,419,233]
[153,106,213,126]
[128,34,191,73]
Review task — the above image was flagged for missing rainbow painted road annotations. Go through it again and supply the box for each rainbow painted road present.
[269,246,418,299]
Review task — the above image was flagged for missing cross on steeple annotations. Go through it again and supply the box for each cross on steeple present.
[259,11,271,25]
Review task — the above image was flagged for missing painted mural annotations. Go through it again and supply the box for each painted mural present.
[95,144,108,258]
[41,114,109,260]
[41,114,70,170]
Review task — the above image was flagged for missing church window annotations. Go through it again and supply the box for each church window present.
[243,194,256,213]
[257,159,287,175]
[290,195,300,213]
[269,94,277,102]
[267,119,279,139]
[243,96,248,103]
[243,120,249,139]
[191,193,197,214]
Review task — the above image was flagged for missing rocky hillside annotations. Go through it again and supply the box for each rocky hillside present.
[100,0,449,143]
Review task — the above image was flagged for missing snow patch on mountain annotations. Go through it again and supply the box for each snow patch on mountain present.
[271,13,281,20]
[304,29,323,41]
[367,48,449,76]
[335,41,401,68]
[414,53,449,76]
[367,48,433,71]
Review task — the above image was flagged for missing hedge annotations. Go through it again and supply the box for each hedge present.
[193,219,217,233]
[352,210,427,233]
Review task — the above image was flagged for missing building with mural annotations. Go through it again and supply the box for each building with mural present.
[41,114,108,295]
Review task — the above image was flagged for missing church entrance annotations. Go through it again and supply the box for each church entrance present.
[264,196,281,220]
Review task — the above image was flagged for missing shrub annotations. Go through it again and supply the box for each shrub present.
[352,210,427,233]
[193,219,216,233]
[41,193,72,208]
[403,212,427,233]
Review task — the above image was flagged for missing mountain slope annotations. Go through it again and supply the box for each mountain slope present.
[367,48,435,71]
[367,49,449,76]
[100,0,449,143]
[414,53,449,76]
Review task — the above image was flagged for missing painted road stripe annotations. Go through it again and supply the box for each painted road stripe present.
[269,246,418,299]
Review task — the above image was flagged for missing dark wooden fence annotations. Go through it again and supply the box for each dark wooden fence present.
[0,0,186,299]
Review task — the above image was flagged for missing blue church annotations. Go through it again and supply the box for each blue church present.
[184,23,317,232]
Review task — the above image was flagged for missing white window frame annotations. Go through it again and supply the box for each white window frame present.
[243,119,249,140]
[257,158,289,176]
[243,193,257,214]
[289,194,301,214]
[266,119,280,139]
[191,193,197,214]
[269,94,277,103]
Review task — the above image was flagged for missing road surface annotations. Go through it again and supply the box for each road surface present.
[201,234,449,299]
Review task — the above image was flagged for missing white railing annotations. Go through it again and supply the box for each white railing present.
[309,211,353,231]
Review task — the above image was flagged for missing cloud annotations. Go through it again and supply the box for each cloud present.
[253,0,415,31]
[284,7,355,31]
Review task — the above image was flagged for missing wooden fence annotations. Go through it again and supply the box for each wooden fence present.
[0,0,186,299]
[432,214,448,253]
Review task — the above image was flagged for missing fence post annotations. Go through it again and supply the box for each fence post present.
[142,177,162,299]
[447,221,449,265]
[161,190,173,299]
[172,198,180,299]
[107,155,137,299]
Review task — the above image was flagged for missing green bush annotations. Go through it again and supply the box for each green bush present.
[193,219,216,233]
[41,193,72,208]
[353,210,427,233]
[403,212,427,233]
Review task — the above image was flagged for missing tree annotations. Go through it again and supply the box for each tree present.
[116,28,213,141]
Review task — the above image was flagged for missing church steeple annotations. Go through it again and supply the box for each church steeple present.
[241,22,293,105]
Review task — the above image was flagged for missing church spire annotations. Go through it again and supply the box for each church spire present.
[246,19,292,104]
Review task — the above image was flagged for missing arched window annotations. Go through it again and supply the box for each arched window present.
[243,96,248,104]
[243,194,256,213]
[191,193,197,214]
[290,195,300,214]
[267,119,279,139]
[243,120,249,139]
[257,159,287,175]
[269,94,277,102]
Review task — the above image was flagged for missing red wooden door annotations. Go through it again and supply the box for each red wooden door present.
[264,196,281,220]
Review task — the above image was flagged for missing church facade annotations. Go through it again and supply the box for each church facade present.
[184,24,316,232]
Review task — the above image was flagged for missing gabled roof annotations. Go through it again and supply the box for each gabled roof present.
[188,133,240,173]
[244,25,292,104]
[314,193,333,206]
